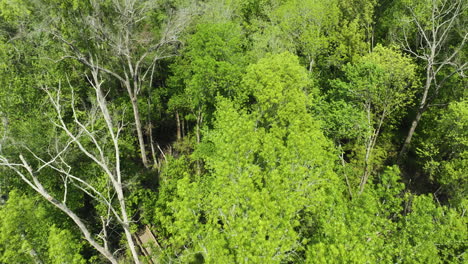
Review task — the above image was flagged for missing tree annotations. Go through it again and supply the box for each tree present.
[168,22,246,145]
[0,67,142,263]
[395,0,467,158]
[416,100,468,206]
[0,0,65,194]
[155,52,340,262]
[1,0,467,262]
[396,194,467,263]
[0,190,86,263]
[247,0,340,71]
[47,225,86,264]
[0,190,51,263]
[334,45,417,193]
[43,0,192,167]
[336,0,377,52]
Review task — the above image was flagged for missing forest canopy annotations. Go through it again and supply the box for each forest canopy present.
[0,0,466,263]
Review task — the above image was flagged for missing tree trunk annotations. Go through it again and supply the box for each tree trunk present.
[338,146,353,199]
[399,108,424,160]
[359,168,370,194]
[176,111,181,140]
[359,108,386,194]
[116,189,141,264]
[195,108,203,145]
[359,104,373,194]
[399,67,433,160]
[130,96,149,168]
[195,108,203,175]
[359,134,373,194]
[149,122,158,168]
[181,117,185,138]
[308,56,314,73]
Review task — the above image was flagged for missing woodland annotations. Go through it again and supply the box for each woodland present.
[0,0,467,263]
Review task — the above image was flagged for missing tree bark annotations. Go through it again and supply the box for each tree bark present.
[195,108,203,175]
[176,111,181,140]
[399,108,424,160]
[398,66,433,160]
[308,57,314,73]
[116,187,141,264]
[94,70,141,263]
[182,117,186,138]
[359,107,386,194]
[128,91,149,168]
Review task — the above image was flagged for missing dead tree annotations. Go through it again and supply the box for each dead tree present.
[49,0,192,168]
[397,0,467,159]
[0,66,142,263]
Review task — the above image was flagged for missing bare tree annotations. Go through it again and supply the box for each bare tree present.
[0,66,143,263]
[397,0,467,159]
[49,0,192,167]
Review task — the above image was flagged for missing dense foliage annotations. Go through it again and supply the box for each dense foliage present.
[0,0,466,263]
